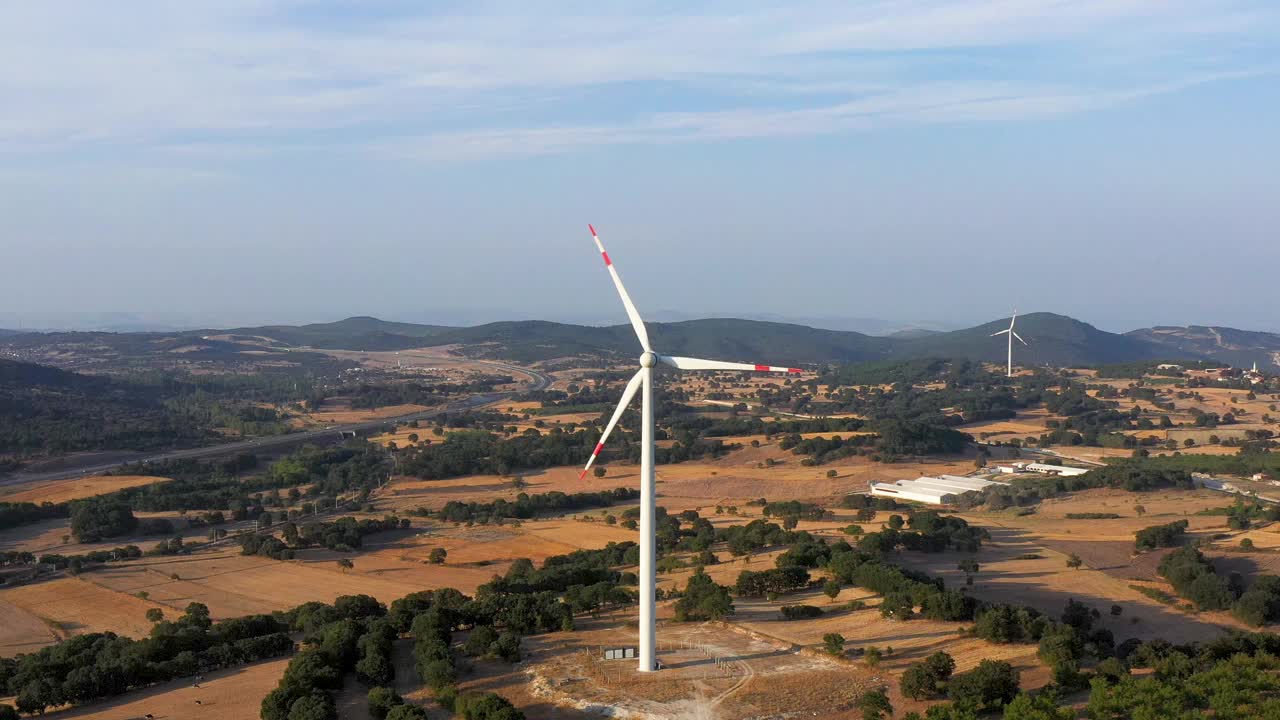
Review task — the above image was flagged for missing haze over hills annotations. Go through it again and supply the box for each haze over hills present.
[7,313,1280,370]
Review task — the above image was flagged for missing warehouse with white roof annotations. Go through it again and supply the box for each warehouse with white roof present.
[868,475,1009,505]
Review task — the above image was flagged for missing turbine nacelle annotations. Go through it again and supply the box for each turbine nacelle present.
[640,351,657,368]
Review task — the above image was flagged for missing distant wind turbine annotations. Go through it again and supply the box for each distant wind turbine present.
[991,311,1028,378]
[580,224,801,672]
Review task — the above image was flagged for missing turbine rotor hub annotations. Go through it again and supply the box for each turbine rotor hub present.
[639,351,657,368]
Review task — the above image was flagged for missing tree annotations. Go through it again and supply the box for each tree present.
[0,705,19,720]
[901,664,941,700]
[823,632,845,656]
[367,687,403,720]
[857,688,893,720]
[16,679,57,716]
[1001,691,1073,720]
[385,705,429,720]
[823,579,841,602]
[593,466,606,478]
[1066,554,1083,570]
[948,660,1020,713]
[674,570,733,621]
[1134,504,1146,517]
[429,548,447,564]
[901,651,955,700]
[864,646,883,667]
[288,693,338,720]
[145,608,164,623]
[826,469,838,478]
[337,558,354,573]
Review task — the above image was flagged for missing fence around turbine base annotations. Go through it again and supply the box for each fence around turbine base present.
[589,640,742,682]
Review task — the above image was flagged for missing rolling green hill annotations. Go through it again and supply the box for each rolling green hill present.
[1127,326,1280,371]
[230,313,1183,367]
[0,358,212,455]
[892,313,1175,367]
[10,313,1269,369]
[224,316,456,351]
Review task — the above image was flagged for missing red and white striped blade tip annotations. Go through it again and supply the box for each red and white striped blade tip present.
[754,364,803,373]
[588,224,597,237]
[578,469,589,481]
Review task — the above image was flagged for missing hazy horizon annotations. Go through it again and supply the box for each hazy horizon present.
[3,2,1277,334]
[1,307,1278,337]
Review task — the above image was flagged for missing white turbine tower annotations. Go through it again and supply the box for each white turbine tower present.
[579,225,800,672]
[990,311,1028,378]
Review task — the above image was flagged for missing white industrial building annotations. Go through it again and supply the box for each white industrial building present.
[994,462,1090,477]
[1023,462,1089,477]
[869,475,1008,505]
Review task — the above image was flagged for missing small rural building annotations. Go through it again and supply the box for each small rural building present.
[1023,463,1089,477]
[869,475,1008,505]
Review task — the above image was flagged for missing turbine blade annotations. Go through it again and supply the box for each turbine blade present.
[991,330,1010,337]
[588,225,651,352]
[1013,331,1028,345]
[579,369,644,480]
[660,355,803,373]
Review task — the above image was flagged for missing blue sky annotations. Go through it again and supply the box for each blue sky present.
[1,1,1277,332]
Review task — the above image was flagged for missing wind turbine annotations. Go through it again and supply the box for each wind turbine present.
[579,224,801,673]
[991,311,1027,378]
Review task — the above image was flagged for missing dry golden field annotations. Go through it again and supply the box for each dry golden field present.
[39,657,290,720]
[0,577,168,657]
[0,475,170,505]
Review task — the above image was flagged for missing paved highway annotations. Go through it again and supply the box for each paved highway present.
[2,358,552,488]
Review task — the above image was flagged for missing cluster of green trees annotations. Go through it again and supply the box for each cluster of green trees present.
[0,602,293,715]
[827,548,976,623]
[779,604,823,620]
[735,567,810,597]
[1134,519,1189,551]
[432,488,639,524]
[673,570,734,621]
[1155,545,1280,625]
[0,358,218,456]
[779,419,972,464]
[1114,452,1280,478]
[346,377,511,409]
[67,499,172,542]
[818,357,991,389]
[760,500,827,522]
[663,415,866,439]
[955,465,1195,511]
[1085,632,1280,718]
[856,511,988,554]
[39,542,186,573]
[242,515,404,560]
[486,544,634,597]
[260,595,397,720]
[0,501,69,532]
[719,518,805,556]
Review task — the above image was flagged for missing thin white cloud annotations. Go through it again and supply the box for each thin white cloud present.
[0,1,1276,158]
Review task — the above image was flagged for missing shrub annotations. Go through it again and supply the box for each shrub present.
[947,660,1020,712]
[779,604,824,620]
[367,687,403,720]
